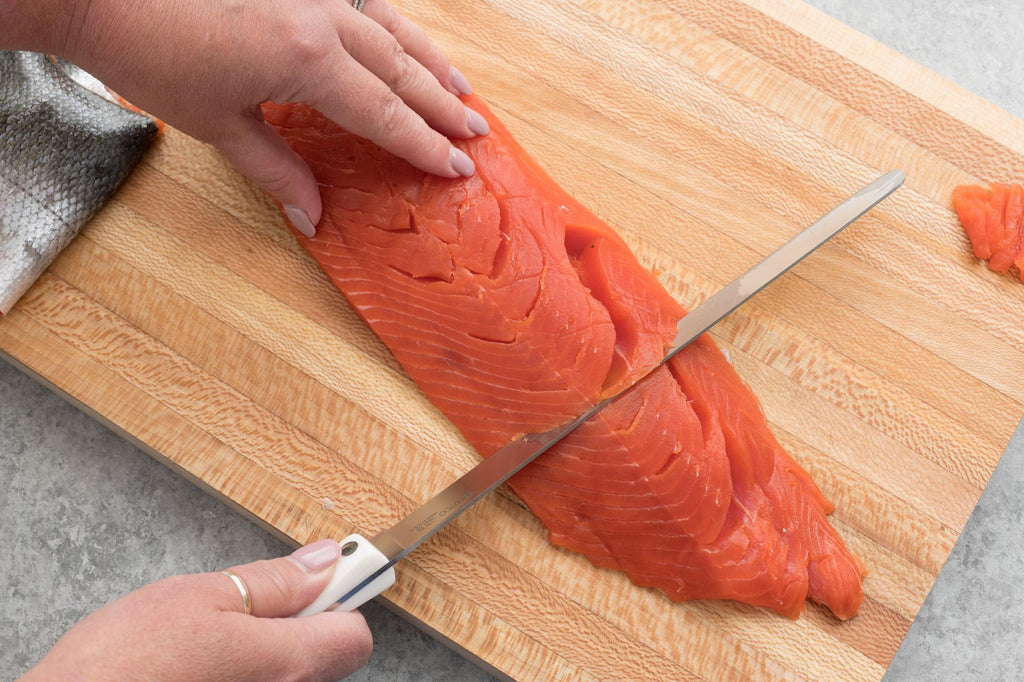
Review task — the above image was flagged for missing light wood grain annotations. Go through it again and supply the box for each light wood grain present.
[3,1,1023,679]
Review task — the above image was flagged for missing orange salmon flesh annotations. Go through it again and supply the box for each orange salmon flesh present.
[263,96,865,620]
[953,182,1024,278]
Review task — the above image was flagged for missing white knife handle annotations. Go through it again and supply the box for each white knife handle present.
[293,534,395,617]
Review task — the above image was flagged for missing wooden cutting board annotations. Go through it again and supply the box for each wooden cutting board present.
[3,1,1024,679]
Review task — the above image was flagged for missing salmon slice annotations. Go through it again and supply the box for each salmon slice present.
[263,95,865,620]
[953,182,1024,278]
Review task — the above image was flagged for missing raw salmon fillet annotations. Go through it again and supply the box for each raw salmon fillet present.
[263,95,866,620]
[953,182,1024,278]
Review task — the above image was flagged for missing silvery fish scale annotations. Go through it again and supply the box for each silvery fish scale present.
[0,51,157,314]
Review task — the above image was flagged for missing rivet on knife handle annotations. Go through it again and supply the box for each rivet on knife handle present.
[293,534,395,616]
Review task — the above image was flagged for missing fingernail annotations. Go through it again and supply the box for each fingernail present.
[288,539,342,573]
[284,204,316,238]
[465,107,489,136]
[449,66,472,96]
[449,146,475,177]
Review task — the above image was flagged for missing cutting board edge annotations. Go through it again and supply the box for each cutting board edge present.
[0,346,300,545]
[751,0,1024,158]
[0,345,535,682]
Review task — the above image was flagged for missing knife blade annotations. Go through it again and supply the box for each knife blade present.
[295,169,905,617]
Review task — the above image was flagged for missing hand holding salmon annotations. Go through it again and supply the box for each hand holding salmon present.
[2,0,488,235]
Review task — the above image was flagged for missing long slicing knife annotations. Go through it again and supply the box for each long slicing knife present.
[294,170,905,617]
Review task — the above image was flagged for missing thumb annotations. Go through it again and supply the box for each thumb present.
[217,539,343,618]
[213,113,322,238]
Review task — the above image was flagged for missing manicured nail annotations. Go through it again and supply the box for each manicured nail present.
[449,146,475,177]
[465,107,489,136]
[289,539,342,573]
[284,204,316,238]
[449,66,472,96]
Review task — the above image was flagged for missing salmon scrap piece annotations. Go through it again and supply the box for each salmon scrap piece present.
[953,182,1024,278]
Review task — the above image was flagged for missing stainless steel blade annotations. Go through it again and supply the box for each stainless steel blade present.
[351,170,905,602]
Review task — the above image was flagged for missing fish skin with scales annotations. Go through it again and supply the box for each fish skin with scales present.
[0,51,157,314]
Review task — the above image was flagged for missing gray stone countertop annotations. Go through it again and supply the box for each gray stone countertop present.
[3,2,1023,680]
